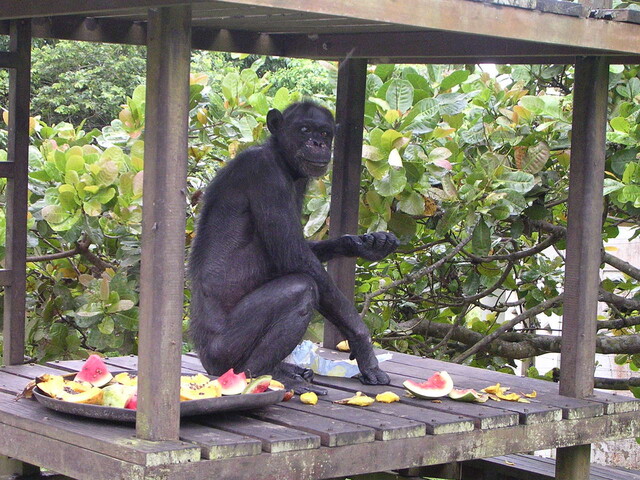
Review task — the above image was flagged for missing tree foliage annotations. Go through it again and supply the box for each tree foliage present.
[1,54,640,396]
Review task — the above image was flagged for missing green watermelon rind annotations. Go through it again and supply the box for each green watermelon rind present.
[403,371,454,399]
[243,375,272,394]
[448,388,489,403]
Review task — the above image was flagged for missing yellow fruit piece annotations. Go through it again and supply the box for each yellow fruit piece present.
[336,340,350,352]
[496,392,521,401]
[113,372,138,386]
[56,386,104,404]
[482,383,508,395]
[375,391,400,403]
[300,392,318,405]
[180,373,211,388]
[334,391,375,407]
[269,379,285,390]
[180,379,222,401]
[525,390,537,398]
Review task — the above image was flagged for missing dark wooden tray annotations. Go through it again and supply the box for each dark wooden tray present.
[33,374,285,422]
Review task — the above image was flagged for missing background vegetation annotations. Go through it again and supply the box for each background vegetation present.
[1,40,640,397]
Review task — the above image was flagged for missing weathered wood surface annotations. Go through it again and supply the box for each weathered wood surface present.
[0,350,637,479]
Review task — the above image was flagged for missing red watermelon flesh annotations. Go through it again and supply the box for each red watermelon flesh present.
[403,371,453,399]
[74,354,113,387]
[125,393,137,410]
[243,375,272,394]
[217,369,247,395]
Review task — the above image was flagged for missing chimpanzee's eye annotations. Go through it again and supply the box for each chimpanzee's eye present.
[300,126,310,133]
[320,130,329,138]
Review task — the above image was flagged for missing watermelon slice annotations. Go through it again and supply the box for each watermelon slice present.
[74,354,113,387]
[217,368,247,395]
[448,388,489,403]
[243,375,272,394]
[403,371,454,399]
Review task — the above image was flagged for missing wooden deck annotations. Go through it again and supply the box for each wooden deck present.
[0,350,638,480]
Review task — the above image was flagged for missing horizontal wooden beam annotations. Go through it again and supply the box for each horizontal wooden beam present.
[1,0,640,55]
[9,16,640,64]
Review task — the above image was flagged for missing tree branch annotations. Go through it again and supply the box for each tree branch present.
[451,294,564,363]
[360,235,472,319]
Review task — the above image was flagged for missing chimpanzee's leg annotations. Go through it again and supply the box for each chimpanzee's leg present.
[197,273,326,394]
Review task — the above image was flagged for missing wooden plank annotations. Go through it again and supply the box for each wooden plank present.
[376,355,599,421]
[560,56,609,399]
[149,410,640,480]
[0,421,146,480]
[324,57,368,349]
[375,349,637,415]
[197,414,321,453]
[556,56,609,480]
[313,375,517,430]
[318,386,474,435]
[382,361,562,424]
[179,421,263,460]
[537,0,585,16]
[247,404,376,446]
[136,5,191,442]
[0,393,200,467]
[3,19,30,366]
[591,8,640,24]
[280,391,427,441]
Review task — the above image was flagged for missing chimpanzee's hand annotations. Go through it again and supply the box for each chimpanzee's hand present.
[344,232,399,261]
[349,337,391,385]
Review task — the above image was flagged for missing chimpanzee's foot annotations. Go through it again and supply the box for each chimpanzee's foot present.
[273,362,327,395]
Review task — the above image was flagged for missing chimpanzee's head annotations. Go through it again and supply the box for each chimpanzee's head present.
[267,101,335,178]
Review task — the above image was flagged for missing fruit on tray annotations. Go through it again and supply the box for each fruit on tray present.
[180,376,222,401]
[243,375,272,394]
[113,372,138,386]
[32,356,279,408]
[36,374,104,404]
[73,354,113,387]
[403,371,454,399]
[217,368,247,395]
[448,388,489,403]
[102,384,137,408]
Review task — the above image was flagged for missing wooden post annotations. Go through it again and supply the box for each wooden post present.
[324,58,368,349]
[555,56,609,480]
[136,5,191,441]
[3,19,31,366]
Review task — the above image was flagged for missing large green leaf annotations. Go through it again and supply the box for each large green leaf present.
[385,79,414,113]
[440,70,470,91]
[472,218,491,256]
[373,167,407,196]
[497,171,536,194]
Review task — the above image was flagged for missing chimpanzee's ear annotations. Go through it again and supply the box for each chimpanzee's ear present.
[266,109,283,135]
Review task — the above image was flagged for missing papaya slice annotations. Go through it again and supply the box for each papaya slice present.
[180,379,222,401]
[55,386,104,405]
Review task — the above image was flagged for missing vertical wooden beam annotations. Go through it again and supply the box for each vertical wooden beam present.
[3,19,31,366]
[324,58,368,349]
[136,5,191,441]
[555,56,609,480]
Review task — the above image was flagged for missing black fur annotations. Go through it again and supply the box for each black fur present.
[188,101,398,394]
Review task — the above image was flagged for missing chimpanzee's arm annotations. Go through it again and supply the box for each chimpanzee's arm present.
[248,164,389,384]
[309,232,399,263]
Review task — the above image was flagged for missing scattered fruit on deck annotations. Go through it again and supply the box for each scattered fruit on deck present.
[403,371,454,399]
[300,392,318,405]
[334,391,375,406]
[336,340,350,352]
[375,391,400,403]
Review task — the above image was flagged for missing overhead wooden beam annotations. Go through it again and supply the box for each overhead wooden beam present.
[3,19,31,366]
[324,58,368,349]
[136,5,191,442]
[556,56,609,480]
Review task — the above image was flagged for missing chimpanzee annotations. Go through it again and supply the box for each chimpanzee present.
[188,101,398,394]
